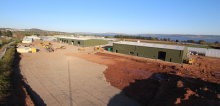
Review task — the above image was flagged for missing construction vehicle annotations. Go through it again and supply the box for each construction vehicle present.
[187,57,194,65]
[53,47,58,51]
[94,47,104,51]
[54,46,66,51]
[78,47,85,51]
[38,43,43,46]
[59,46,66,49]
[46,47,54,53]
[43,45,51,48]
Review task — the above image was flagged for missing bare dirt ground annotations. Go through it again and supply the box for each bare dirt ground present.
[12,40,220,106]
[65,50,220,106]
[15,41,140,106]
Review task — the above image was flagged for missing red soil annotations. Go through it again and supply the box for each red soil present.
[66,51,220,106]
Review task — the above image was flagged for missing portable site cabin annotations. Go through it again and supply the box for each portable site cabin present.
[16,47,36,53]
[16,47,31,53]
[26,35,40,40]
[57,37,108,47]
[113,41,188,64]
[22,38,33,43]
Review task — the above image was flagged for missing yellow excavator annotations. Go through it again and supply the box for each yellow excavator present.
[38,43,43,46]
[59,46,66,49]
[187,57,194,65]
[46,47,54,53]
[54,46,66,51]
[78,47,85,51]
[94,47,104,51]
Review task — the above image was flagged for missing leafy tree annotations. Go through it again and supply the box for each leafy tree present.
[198,40,204,44]
[2,31,6,37]
[163,38,167,41]
[36,33,40,36]
[1,39,5,44]
[168,38,171,41]
[155,37,159,41]
[215,41,219,44]
[25,33,31,36]
[160,38,167,41]
[187,40,196,43]
[150,37,156,40]
[0,31,2,36]
[6,30,12,37]
[176,39,179,42]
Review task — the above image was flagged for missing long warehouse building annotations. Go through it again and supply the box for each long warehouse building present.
[113,41,188,64]
[57,37,108,47]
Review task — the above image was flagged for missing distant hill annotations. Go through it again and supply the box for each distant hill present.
[0,28,220,39]
[23,28,67,34]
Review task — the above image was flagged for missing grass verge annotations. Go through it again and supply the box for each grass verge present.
[0,44,7,50]
[0,41,18,104]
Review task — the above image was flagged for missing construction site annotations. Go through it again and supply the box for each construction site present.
[12,38,220,106]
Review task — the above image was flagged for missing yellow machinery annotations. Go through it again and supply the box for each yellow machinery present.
[54,47,58,51]
[43,45,51,48]
[78,47,85,51]
[39,42,53,48]
[59,46,66,49]
[187,57,194,65]
[38,43,43,46]
[31,48,37,53]
[94,47,104,51]
[54,46,66,51]
[46,48,54,53]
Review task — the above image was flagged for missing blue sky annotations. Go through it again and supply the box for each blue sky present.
[0,0,219,35]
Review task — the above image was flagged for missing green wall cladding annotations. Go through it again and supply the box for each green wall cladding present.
[57,38,108,47]
[84,39,108,47]
[57,38,84,46]
[113,43,187,64]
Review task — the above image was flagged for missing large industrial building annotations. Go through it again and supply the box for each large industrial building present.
[57,37,108,47]
[113,41,188,64]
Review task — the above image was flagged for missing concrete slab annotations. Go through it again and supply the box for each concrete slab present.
[19,42,140,106]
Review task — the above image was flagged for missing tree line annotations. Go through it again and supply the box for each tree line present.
[105,34,220,46]
[106,35,173,41]
[186,40,219,45]
[0,30,12,37]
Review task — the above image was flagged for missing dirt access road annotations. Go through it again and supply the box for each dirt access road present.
[17,42,139,106]
[66,49,220,106]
